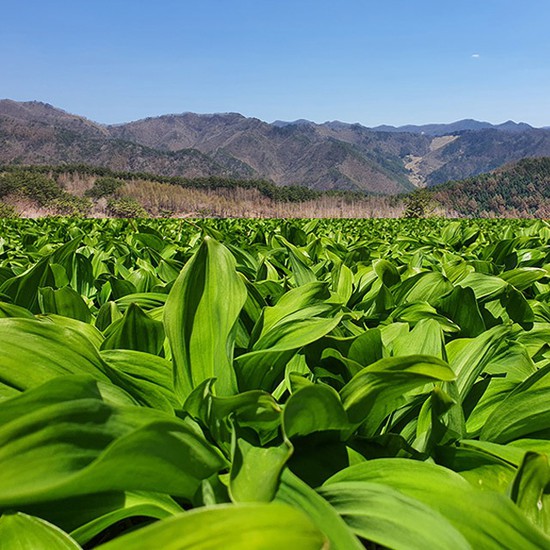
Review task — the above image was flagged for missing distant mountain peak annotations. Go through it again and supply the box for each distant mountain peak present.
[272,119,314,127]
[371,119,534,136]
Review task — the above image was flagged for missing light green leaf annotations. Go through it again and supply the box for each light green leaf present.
[164,237,247,400]
[236,315,341,392]
[393,272,453,305]
[319,481,470,550]
[0,301,34,319]
[481,388,550,443]
[95,503,327,550]
[500,268,548,290]
[275,469,363,550]
[392,318,445,359]
[0,317,110,397]
[510,452,550,534]
[101,303,165,356]
[340,355,455,435]
[448,325,512,398]
[230,435,292,503]
[100,350,178,411]
[0,512,81,550]
[457,272,508,301]
[0,376,226,508]
[39,286,92,323]
[283,384,349,439]
[325,459,550,549]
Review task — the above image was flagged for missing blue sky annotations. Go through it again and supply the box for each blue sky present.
[2,0,549,126]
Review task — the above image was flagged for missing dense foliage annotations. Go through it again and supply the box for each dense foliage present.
[0,169,91,215]
[3,160,550,218]
[431,157,550,217]
[0,218,549,548]
[0,164,367,204]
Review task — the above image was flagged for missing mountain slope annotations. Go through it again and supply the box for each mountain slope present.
[109,113,416,193]
[2,99,550,194]
[431,157,550,216]
[423,129,550,185]
[0,101,233,178]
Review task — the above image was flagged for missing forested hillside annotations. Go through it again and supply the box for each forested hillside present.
[431,158,550,217]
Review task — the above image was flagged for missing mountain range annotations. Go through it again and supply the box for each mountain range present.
[2,99,550,194]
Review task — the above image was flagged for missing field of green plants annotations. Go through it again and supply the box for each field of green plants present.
[0,217,549,549]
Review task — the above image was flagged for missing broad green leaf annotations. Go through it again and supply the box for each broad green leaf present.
[39,286,92,323]
[101,303,165,355]
[0,317,110,397]
[115,292,168,311]
[325,459,550,549]
[465,378,516,436]
[0,300,34,319]
[340,355,455,435]
[283,383,352,486]
[510,452,550,534]
[275,469,363,550]
[0,257,56,313]
[0,376,225,507]
[288,247,317,286]
[95,503,327,550]
[332,263,353,304]
[484,342,536,382]
[448,325,512,398]
[164,237,247,400]
[0,512,81,550]
[392,318,445,359]
[413,386,462,453]
[184,379,282,447]
[502,286,535,329]
[319,481,470,550]
[283,384,349,439]
[251,315,343,352]
[230,435,292,503]
[393,272,453,306]
[436,286,485,337]
[44,314,105,349]
[0,238,80,313]
[252,281,332,344]
[95,301,123,331]
[101,350,178,411]
[347,329,384,368]
[458,439,527,466]
[20,492,183,546]
[236,315,342,392]
[481,388,550,443]
[389,301,459,332]
[457,272,508,301]
[500,268,547,290]
[373,258,400,287]
[108,277,137,300]
[437,440,518,492]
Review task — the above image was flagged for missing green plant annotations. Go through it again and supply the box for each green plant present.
[403,189,437,218]
[0,202,18,218]
[107,197,148,218]
[86,177,125,199]
[50,195,92,216]
[0,218,549,547]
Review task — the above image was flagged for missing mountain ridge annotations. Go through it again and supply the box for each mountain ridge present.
[2,99,550,194]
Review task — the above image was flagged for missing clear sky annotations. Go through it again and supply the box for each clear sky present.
[2,0,549,126]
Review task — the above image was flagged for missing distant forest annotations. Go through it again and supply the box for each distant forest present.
[1,159,549,218]
[431,158,550,217]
